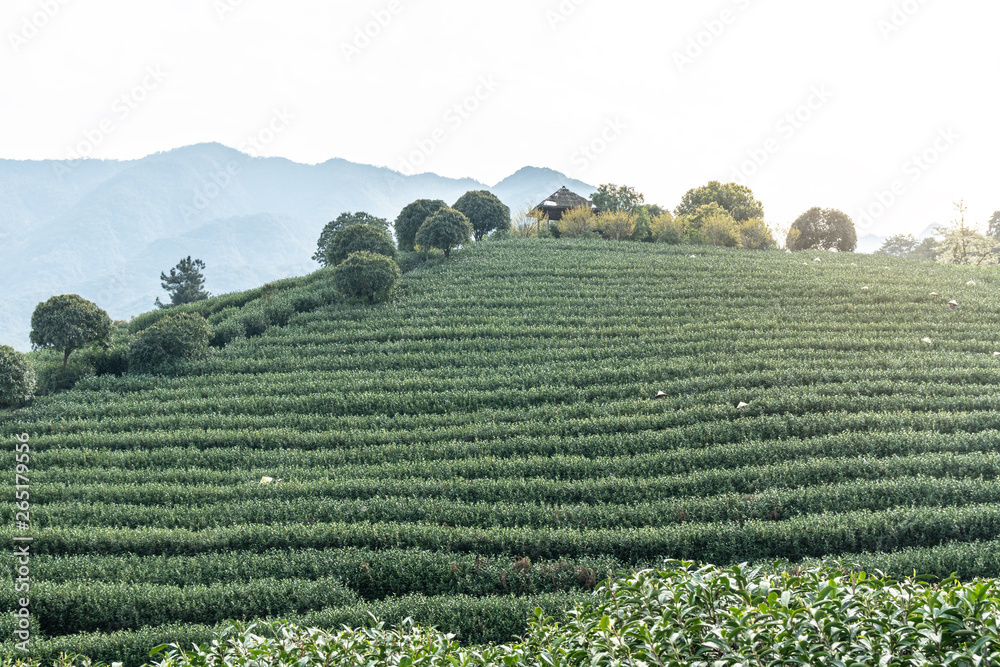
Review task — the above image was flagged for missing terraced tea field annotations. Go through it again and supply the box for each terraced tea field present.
[6,238,1000,664]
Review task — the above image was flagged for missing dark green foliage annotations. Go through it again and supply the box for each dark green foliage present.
[786,206,858,251]
[453,190,511,241]
[675,180,765,222]
[313,212,391,266]
[209,317,246,348]
[590,183,644,213]
[129,270,339,344]
[415,207,472,257]
[80,322,132,377]
[128,313,211,374]
[30,350,94,396]
[334,251,401,304]
[0,344,35,407]
[394,199,447,252]
[30,294,112,370]
[325,224,396,267]
[72,563,1000,667]
[156,257,210,309]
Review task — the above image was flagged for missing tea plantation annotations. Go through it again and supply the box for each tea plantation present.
[6,238,1000,664]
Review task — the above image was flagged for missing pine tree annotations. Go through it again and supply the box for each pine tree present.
[156,257,210,308]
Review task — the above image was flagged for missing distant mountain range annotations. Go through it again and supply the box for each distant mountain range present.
[0,143,596,351]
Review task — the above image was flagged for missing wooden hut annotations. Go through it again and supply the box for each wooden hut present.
[534,186,597,221]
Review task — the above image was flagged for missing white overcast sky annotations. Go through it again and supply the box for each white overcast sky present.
[2,0,997,238]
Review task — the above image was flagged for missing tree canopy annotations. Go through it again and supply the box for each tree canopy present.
[325,224,396,267]
[786,207,857,252]
[453,190,511,241]
[395,200,448,252]
[876,234,919,257]
[30,294,112,369]
[590,184,645,213]
[675,181,764,223]
[416,208,473,257]
[935,201,996,265]
[313,212,391,266]
[156,257,210,308]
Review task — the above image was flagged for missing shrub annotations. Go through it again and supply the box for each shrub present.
[702,212,741,247]
[334,251,401,304]
[651,212,685,244]
[31,351,94,396]
[510,205,547,238]
[0,345,35,407]
[558,205,596,238]
[595,211,636,241]
[395,199,448,252]
[210,317,246,348]
[325,224,396,267]
[738,217,777,250]
[129,313,212,374]
[415,208,473,258]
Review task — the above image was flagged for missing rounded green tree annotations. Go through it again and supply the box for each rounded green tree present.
[313,212,391,266]
[30,294,112,370]
[0,345,36,407]
[128,312,212,374]
[415,208,473,258]
[675,181,764,222]
[453,190,511,241]
[786,207,857,252]
[334,251,401,304]
[325,223,396,267]
[394,199,448,252]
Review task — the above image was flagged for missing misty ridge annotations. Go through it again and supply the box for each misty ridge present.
[0,142,594,350]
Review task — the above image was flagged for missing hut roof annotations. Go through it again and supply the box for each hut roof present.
[535,186,594,211]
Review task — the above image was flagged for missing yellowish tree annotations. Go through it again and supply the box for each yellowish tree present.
[596,211,637,241]
[558,205,595,238]
[737,218,776,250]
[702,213,741,247]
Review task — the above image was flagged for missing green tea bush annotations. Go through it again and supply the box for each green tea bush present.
[334,252,400,304]
[0,344,35,407]
[128,313,211,374]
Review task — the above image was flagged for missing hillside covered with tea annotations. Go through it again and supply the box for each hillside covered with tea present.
[6,238,1000,664]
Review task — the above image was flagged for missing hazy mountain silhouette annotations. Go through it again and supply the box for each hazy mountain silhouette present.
[0,144,594,350]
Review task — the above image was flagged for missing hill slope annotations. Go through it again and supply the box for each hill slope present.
[5,239,1000,664]
[0,145,594,351]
